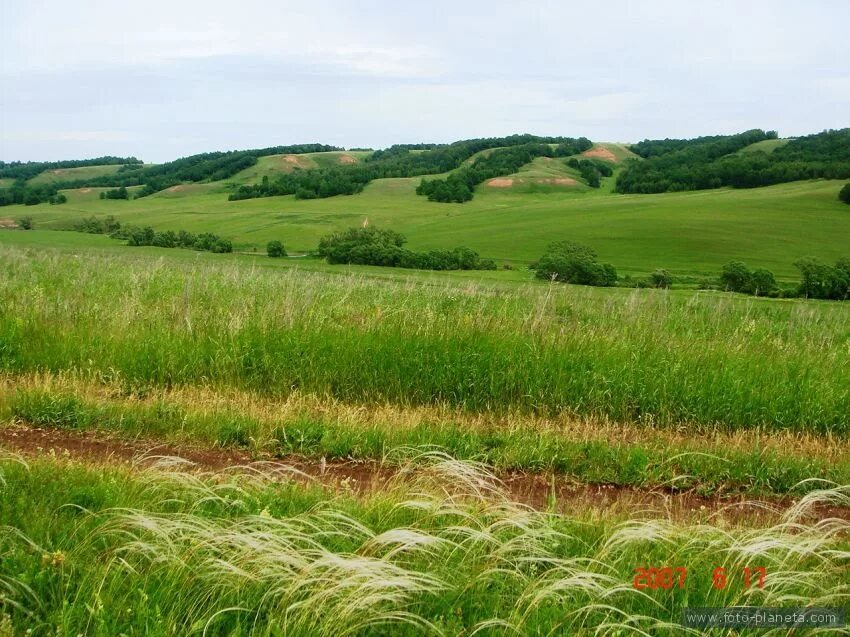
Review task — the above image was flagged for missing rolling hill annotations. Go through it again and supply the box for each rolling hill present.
[2,129,849,280]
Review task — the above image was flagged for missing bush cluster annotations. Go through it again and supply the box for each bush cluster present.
[0,183,67,206]
[840,183,850,204]
[794,257,850,300]
[99,187,129,200]
[720,261,779,297]
[719,258,850,300]
[74,215,122,234]
[267,240,287,258]
[317,226,496,271]
[531,241,618,286]
[565,158,613,188]
[72,216,233,253]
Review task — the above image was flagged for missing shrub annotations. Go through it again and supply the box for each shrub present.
[649,269,672,288]
[531,241,617,286]
[750,268,778,297]
[839,183,850,204]
[317,226,494,271]
[267,240,287,258]
[795,257,850,300]
[720,261,752,293]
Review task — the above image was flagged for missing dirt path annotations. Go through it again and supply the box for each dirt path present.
[2,425,846,523]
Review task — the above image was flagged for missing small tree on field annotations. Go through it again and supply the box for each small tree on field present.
[531,241,617,287]
[649,269,672,288]
[720,261,752,293]
[750,268,777,296]
[839,183,850,204]
[267,240,287,258]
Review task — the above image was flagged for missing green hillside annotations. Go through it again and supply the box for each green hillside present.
[737,138,791,154]
[26,164,125,185]
[226,151,374,185]
[7,172,849,280]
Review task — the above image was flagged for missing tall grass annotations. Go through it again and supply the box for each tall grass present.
[6,376,850,495]
[1,246,850,430]
[1,454,848,635]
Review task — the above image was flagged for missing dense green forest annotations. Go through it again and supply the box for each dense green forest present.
[228,135,592,202]
[616,128,850,193]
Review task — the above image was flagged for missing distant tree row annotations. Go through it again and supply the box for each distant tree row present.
[720,258,850,300]
[122,227,233,253]
[0,183,67,206]
[100,187,129,200]
[0,156,140,181]
[317,226,496,270]
[72,216,232,253]
[229,135,593,202]
[616,129,850,193]
[416,138,595,203]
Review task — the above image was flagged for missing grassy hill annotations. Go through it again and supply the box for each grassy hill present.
[225,151,373,185]
[737,138,791,154]
[6,169,849,280]
[26,164,125,185]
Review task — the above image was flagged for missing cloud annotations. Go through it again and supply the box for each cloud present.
[0,130,136,143]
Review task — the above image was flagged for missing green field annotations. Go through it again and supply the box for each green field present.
[6,172,849,279]
[25,163,125,185]
[736,138,791,154]
[2,136,850,635]
[1,240,849,635]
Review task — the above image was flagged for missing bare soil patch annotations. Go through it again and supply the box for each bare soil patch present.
[582,146,618,162]
[2,425,845,524]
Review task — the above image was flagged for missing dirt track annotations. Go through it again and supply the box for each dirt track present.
[2,425,847,523]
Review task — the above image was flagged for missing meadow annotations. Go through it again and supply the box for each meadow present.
[3,246,850,431]
[1,241,849,634]
[2,136,850,634]
[6,164,849,279]
[1,453,849,636]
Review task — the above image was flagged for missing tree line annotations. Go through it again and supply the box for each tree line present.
[0,183,67,207]
[229,135,593,202]
[0,156,140,182]
[616,129,850,193]
[317,226,497,270]
[73,216,233,253]
[720,258,850,300]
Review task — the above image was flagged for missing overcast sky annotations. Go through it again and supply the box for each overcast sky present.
[1,0,848,163]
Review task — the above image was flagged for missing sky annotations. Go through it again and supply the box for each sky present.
[1,0,848,163]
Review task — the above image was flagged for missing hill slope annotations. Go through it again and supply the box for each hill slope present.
[9,173,849,279]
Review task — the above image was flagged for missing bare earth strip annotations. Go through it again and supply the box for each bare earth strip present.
[582,146,619,162]
[3,424,847,524]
